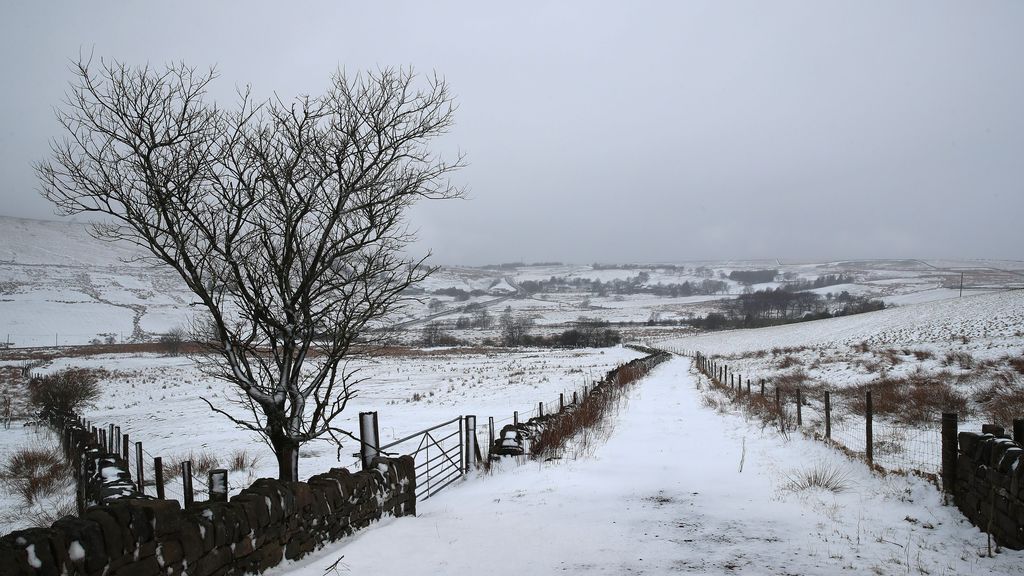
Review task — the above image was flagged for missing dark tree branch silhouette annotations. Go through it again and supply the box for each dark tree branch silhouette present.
[37,57,464,480]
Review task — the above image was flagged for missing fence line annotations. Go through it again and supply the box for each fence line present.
[683,350,944,481]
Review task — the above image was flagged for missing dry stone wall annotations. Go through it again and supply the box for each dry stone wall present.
[0,456,415,576]
[954,428,1024,549]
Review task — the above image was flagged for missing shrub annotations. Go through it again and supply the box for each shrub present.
[28,368,103,423]
[0,445,71,505]
[159,326,187,356]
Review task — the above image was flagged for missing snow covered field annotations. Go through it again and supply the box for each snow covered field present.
[268,357,1023,576]
[0,345,643,533]
[5,215,1024,348]
[652,290,1024,477]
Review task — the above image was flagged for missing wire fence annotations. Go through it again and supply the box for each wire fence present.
[685,350,946,481]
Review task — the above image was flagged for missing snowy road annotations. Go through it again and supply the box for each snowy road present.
[271,356,1020,575]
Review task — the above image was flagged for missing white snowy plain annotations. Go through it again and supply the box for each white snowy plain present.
[268,357,1022,576]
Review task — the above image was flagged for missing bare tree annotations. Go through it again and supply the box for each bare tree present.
[37,57,464,480]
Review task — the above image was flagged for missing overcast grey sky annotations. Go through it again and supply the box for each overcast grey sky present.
[1,1,1021,264]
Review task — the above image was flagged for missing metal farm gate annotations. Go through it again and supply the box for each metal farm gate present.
[362,413,480,501]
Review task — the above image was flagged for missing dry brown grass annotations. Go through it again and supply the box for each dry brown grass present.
[775,369,810,390]
[163,450,221,479]
[846,371,967,424]
[943,351,975,370]
[777,355,802,369]
[0,444,72,505]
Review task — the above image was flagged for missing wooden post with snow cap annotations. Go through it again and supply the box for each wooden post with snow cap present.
[359,411,380,471]
[208,469,228,502]
[941,412,958,493]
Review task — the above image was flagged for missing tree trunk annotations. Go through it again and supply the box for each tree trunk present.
[271,435,300,482]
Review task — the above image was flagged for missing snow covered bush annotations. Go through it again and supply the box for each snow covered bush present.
[27,368,103,424]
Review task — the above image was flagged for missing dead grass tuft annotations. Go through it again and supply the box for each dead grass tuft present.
[783,462,851,493]
[777,355,802,369]
[0,444,71,505]
[943,351,975,370]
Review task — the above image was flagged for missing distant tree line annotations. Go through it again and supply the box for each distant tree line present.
[518,274,729,297]
[780,273,854,292]
[728,269,778,284]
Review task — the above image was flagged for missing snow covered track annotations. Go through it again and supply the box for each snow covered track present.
[274,356,1021,575]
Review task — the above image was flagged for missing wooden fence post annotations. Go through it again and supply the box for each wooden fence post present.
[824,391,832,440]
[760,379,765,396]
[514,411,519,426]
[573,391,578,405]
[1014,418,1024,444]
[154,457,165,499]
[359,411,380,470]
[865,390,874,466]
[538,402,544,418]
[796,388,802,426]
[941,412,958,493]
[122,433,129,464]
[559,393,565,412]
[209,469,228,502]
[114,426,120,456]
[135,442,145,494]
[182,461,194,509]
[108,424,115,453]
[775,386,783,431]
[488,417,495,458]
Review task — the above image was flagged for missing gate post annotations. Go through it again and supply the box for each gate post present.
[359,411,380,471]
[465,415,477,470]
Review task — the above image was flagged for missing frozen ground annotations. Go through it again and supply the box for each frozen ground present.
[270,357,1022,576]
